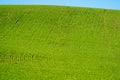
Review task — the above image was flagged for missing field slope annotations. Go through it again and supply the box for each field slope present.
[0,5,120,80]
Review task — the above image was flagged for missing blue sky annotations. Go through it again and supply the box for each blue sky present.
[0,0,120,10]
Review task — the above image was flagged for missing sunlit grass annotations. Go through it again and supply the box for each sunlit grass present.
[0,5,120,80]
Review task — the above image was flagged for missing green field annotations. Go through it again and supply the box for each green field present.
[0,5,120,80]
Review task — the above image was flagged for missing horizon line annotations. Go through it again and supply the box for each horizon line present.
[0,4,120,10]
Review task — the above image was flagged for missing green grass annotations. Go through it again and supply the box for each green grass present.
[0,5,120,80]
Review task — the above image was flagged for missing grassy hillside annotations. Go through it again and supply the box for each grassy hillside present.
[0,5,120,80]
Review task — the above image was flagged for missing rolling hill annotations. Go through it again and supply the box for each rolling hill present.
[0,5,120,80]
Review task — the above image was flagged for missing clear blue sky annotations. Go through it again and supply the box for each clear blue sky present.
[0,0,120,10]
